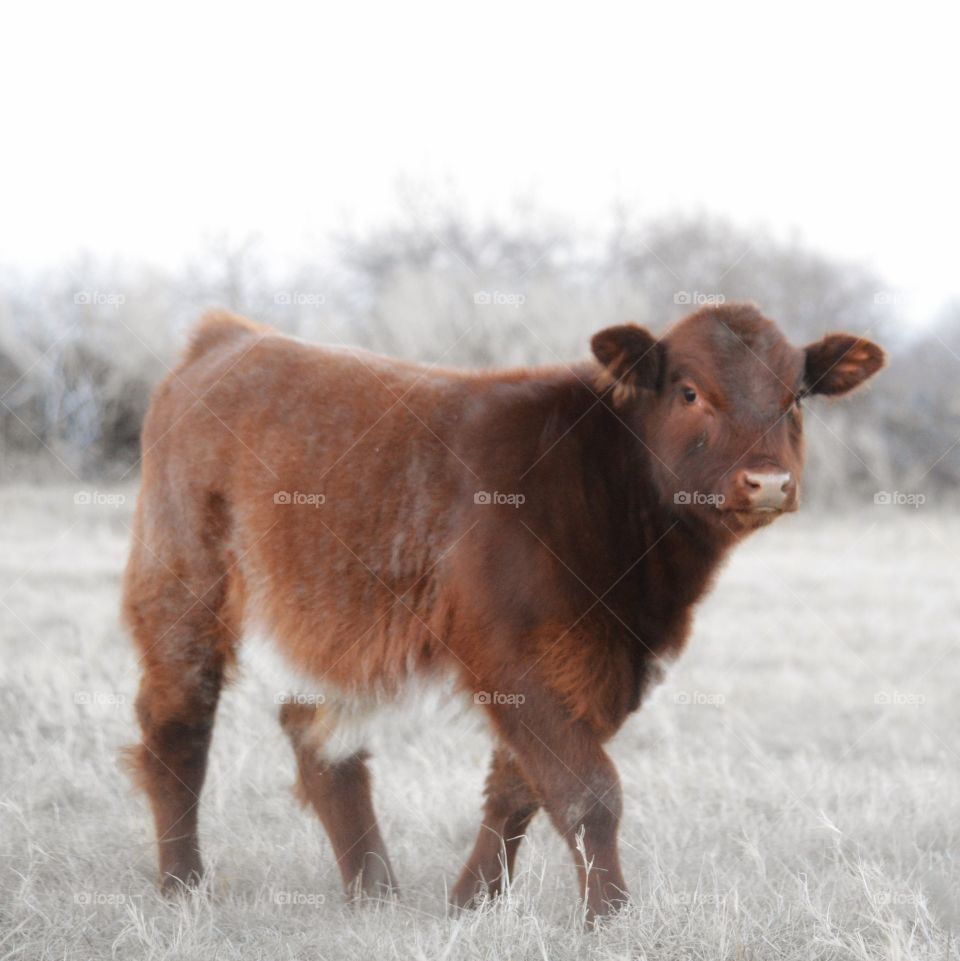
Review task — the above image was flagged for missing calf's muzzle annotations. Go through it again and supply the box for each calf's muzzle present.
[732,469,795,511]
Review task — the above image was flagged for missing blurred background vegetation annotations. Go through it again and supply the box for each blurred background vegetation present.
[0,203,955,505]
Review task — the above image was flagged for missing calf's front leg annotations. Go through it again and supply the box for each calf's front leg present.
[451,747,541,907]
[482,687,628,922]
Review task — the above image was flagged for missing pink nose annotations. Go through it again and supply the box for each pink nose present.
[734,470,794,510]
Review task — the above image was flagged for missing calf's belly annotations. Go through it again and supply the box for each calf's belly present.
[240,631,481,762]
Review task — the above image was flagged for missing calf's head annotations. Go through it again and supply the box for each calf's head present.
[592,303,884,534]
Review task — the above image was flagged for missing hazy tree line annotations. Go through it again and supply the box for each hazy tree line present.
[0,206,955,506]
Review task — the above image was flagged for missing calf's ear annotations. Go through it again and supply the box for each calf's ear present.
[804,333,885,396]
[591,324,663,405]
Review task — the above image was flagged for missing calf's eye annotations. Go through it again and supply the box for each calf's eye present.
[682,386,697,404]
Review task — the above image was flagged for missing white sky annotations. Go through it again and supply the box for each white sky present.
[2,1,957,326]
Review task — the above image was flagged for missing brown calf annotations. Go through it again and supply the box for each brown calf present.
[123,303,883,920]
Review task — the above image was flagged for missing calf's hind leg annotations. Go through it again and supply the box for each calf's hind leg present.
[125,580,233,892]
[280,703,397,899]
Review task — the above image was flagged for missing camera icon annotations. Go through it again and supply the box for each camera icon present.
[274,491,292,505]
[74,291,91,305]
[274,291,292,305]
[74,491,91,505]
[873,491,891,505]
[673,491,691,505]
[474,691,492,704]
[473,291,492,305]
[474,491,491,505]
[673,691,690,704]
[673,291,692,305]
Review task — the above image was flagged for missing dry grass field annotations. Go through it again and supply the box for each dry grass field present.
[1,484,958,960]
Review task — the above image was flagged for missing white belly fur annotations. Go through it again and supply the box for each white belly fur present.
[240,632,482,762]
